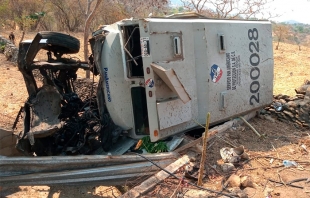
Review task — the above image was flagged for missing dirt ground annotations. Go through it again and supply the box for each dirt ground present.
[0,31,309,198]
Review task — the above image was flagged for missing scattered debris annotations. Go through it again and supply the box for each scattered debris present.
[221,163,236,173]
[220,146,248,163]
[119,155,190,198]
[283,160,298,167]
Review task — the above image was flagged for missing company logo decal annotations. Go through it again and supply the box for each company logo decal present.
[145,78,154,88]
[210,64,223,83]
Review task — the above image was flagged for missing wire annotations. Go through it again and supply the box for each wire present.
[133,153,238,198]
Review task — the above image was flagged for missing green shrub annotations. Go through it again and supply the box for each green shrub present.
[0,42,5,52]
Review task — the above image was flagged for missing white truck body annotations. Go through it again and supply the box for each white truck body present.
[94,17,274,142]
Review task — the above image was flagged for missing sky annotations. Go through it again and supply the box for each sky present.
[269,0,310,24]
[170,0,310,24]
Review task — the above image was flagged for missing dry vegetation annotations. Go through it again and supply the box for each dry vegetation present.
[273,42,310,96]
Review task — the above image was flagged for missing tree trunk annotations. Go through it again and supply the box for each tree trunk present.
[84,0,103,78]
[276,39,280,50]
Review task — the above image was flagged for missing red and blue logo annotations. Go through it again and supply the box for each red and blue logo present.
[210,64,223,83]
[145,78,154,88]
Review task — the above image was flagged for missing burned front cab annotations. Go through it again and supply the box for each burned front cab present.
[92,17,274,142]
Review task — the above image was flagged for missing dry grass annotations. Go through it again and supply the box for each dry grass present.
[273,42,310,96]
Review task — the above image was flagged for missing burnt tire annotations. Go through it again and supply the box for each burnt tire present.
[40,31,80,54]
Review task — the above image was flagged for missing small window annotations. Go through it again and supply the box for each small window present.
[218,34,225,53]
[174,36,181,55]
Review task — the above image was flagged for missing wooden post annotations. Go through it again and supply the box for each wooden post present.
[197,112,210,186]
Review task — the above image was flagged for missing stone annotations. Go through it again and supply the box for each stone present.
[287,101,296,107]
[295,120,303,126]
[274,94,283,99]
[269,108,276,113]
[240,176,257,188]
[283,110,295,118]
[221,163,236,173]
[225,174,241,188]
[296,94,305,99]
[302,123,309,127]
[301,103,310,112]
[279,99,286,104]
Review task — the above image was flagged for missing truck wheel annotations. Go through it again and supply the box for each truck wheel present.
[40,31,80,54]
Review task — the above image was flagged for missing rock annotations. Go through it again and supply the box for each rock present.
[240,152,249,160]
[296,84,310,94]
[305,85,310,96]
[225,174,241,188]
[279,99,286,104]
[240,176,257,188]
[274,94,282,99]
[287,101,297,108]
[302,123,309,128]
[301,103,310,111]
[296,94,305,99]
[283,110,295,118]
[269,108,276,113]
[221,163,235,173]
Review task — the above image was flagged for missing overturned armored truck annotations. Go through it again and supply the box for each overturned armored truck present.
[90,16,274,142]
[15,15,273,156]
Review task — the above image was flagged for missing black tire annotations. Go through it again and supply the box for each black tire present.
[40,31,80,54]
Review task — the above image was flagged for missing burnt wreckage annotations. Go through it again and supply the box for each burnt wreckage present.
[16,32,120,156]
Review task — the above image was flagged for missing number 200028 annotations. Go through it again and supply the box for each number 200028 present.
[248,28,260,105]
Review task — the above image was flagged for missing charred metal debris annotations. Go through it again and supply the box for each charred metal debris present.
[15,31,119,156]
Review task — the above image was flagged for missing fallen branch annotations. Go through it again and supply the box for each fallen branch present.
[121,153,238,198]
[239,116,262,138]
[119,155,190,198]
[268,178,303,189]
[197,112,210,186]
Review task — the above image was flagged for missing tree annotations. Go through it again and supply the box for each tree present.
[0,0,46,31]
[116,0,169,17]
[83,0,103,78]
[180,0,277,19]
[49,0,85,32]
[273,23,291,50]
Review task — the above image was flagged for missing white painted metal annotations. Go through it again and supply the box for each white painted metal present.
[98,17,273,142]
[157,99,192,130]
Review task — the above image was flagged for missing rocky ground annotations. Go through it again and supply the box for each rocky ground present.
[0,31,309,197]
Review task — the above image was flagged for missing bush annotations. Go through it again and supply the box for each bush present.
[0,42,5,53]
